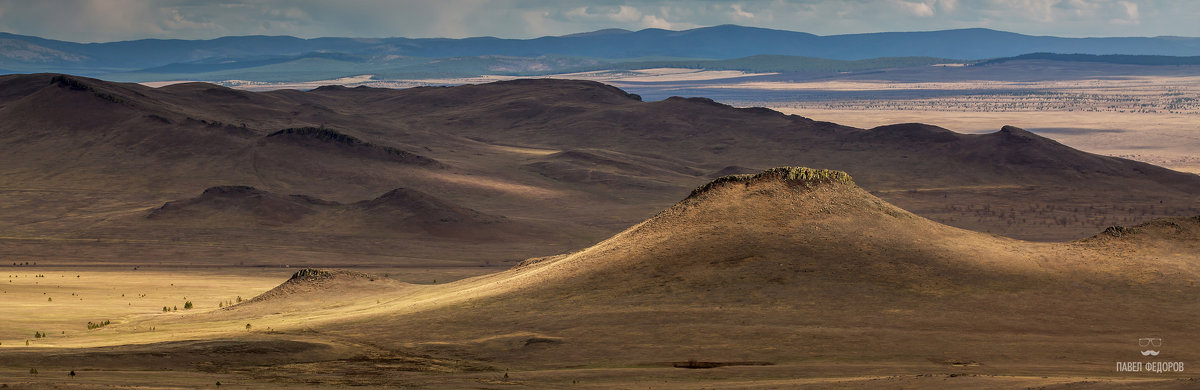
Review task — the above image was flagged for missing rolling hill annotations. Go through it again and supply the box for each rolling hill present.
[0,74,1197,270]
[13,167,1196,387]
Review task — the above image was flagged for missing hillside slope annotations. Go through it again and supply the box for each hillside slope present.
[93,168,1200,385]
[313,168,1200,370]
[0,74,1197,270]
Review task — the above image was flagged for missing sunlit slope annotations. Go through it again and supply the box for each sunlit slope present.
[225,167,1200,369]
[21,168,1198,380]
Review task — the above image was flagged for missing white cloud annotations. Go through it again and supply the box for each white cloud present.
[1118,1,1140,22]
[159,8,218,32]
[895,1,936,18]
[937,0,958,12]
[641,14,675,29]
[730,3,755,20]
[563,5,644,23]
[1009,0,1059,23]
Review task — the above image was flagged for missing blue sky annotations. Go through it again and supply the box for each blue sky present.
[1,0,1197,42]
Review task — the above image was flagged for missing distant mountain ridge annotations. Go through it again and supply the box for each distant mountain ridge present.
[3,25,1200,81]
[979,52,1200,66]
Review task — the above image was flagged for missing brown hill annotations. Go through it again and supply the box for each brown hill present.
[25,168,1200,387]
[352,187,511,238]
[146,185,514,239]
[182,167,1200,381]
[244,268,404,304]
[1,73,1198,269]
[147,185,323,226]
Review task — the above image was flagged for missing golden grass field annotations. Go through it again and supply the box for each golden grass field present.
[1,267,495,346]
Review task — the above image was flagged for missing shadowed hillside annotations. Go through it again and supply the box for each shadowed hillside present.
[146,186,518,239]
[0,74,1197,270]
[264,127,444,167]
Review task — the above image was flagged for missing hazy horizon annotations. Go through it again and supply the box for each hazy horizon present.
[1,0,1198,43]
[5,23,1200,45]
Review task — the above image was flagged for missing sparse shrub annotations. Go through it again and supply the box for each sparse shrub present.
[184,301,193,309]
[86,320,110,330]
[267,127,360,145]
[28,368,37,375]
[50,75,89,91]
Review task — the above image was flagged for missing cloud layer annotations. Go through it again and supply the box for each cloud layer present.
[0,0,1195,42]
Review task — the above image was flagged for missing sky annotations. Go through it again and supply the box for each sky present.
[0,0,1197,43]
